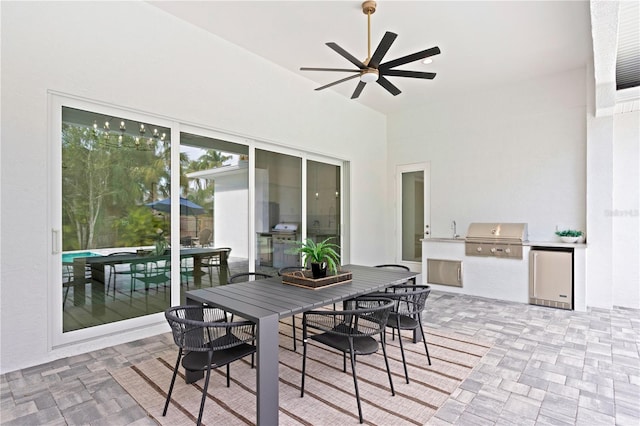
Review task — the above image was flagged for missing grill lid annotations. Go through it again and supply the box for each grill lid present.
[272,223,298,232]
[465,223,528,243]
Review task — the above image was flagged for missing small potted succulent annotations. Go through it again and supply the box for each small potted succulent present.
[555,229,584,243]
[292,237,340,278]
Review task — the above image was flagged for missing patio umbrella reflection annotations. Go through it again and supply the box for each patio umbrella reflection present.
[145,197,205,216]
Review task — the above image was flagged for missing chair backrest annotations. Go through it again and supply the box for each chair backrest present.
[375,264,415,284]
[387,284,431,316]
[165,305,255,352]
[374,264,410,271]
[199,229,212,246]
[304,297,394,338]
[277,266,305,276]
[229,272,272,283]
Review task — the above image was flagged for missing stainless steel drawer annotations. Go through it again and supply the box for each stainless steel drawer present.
[427,259,463,287]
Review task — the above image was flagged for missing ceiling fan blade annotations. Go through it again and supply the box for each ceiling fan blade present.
[368,31,398,68]
[326,42,367,69]
[315,74,360,91]
[382,69,436,79]
[377,76,401,96]
[300,67,360,73]
[379,46,441,70]
[351,81,366,99]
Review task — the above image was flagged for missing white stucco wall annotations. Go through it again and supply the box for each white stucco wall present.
[387,68,587,243]
[612,110,640,308]
[387,68,639,311]
[0,1,387,373]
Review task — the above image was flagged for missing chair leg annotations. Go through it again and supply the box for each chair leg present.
[197,355,213,426]
[418,319,431,365]
[348,344,364,424]
[397,325,410,384]
[63,285,70,307]
[163,349,182,416]
[381,333,395,396]
[300,339,308,397]
[291,316,297,351]
[226,363,231,387]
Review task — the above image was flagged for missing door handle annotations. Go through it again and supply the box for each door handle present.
[52,229,61,254]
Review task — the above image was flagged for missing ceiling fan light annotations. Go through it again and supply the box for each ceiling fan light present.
[360,69,379,83]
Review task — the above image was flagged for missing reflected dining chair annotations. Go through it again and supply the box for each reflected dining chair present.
[228,272,272,283]
[130,260,169,293]
[202,247,232,283]
[62,264,74,307]
[163,305,256,426]
[301,296,395,424]
[106,252,135,298]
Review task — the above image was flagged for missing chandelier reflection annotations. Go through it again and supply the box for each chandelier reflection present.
[92,118,168,151]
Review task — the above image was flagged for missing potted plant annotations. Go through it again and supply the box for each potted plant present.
[555,229,584,243]
[153,228,168,255]
[292,237,340,278]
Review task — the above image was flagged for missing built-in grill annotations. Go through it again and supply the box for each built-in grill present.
[465,223,528,259]
[271,223,299,268]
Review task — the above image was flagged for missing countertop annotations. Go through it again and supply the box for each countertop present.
[421,237,587,248]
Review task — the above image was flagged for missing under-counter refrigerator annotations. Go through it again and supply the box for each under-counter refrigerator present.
[529,247,573,310]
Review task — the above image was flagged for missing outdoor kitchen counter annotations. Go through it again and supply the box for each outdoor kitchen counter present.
[422,238,587,249]
[421,239,586,311]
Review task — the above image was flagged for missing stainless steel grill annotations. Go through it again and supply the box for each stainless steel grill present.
[465,223,528,259]
[271,223,299,268]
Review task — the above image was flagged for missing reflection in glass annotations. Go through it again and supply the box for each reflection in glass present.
[307,161,341,257]
[61,106,171,332]
[255,150,302,273]
[179,133,249,301]
[401,171,424,262]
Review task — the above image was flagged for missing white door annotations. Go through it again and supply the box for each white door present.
[396,163,430,267]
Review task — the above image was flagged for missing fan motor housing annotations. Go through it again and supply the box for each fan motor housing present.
[360,68,379,83]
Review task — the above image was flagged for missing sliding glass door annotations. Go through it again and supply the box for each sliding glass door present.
[254,149,302,275]
[54,96,347,346]
[179,132,248,300]
[307,160,341,256]
[61,106,172,333]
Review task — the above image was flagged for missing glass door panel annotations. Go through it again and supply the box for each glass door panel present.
[61,106,171,332]
[307,160,341,257]
[179,133,248,299]
[397,164,429,265]
[255,149,302,275]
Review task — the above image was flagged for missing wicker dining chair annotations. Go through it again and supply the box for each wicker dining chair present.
[301,297,395,424]
[370,284,432,383]
[374,263,416,284]
[277,266,306,351]
[163,305,256,426]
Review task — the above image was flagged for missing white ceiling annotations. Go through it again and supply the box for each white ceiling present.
[149,1,593,115]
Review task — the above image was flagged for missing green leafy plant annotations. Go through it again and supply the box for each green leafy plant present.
[555,229,583,237]
[291,237,340,274]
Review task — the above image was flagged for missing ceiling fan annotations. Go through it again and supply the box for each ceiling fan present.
[301,0,441,99]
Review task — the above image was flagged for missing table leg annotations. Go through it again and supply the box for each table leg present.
[257,314,280,426]
[192,255,203,286]
[185,297,205,384]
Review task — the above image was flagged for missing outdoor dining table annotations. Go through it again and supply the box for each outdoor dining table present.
[185,264,418,426]
[71,248,230,314]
